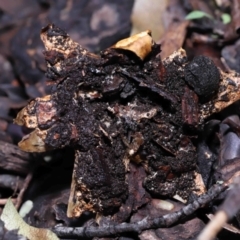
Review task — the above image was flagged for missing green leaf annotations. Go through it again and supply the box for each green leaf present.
[185,10,213,20]
[0,199,59,240]
[221,13,231,24]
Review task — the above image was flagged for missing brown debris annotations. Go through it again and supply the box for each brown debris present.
[159,20,189,59]
[182,86,199,128]
[113,163,151,223]
[139,216,204,240]
[132,196,205,240]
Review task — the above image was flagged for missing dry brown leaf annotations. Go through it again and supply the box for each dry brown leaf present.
[112,30,153,60]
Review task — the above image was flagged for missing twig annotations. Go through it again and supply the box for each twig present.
[198,174,240,240]
[0,198,17,205]
[198,211,227,240]
[53,182,227,238]
[15,170,34,210]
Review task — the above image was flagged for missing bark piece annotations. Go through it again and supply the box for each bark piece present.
[160,20,189,59]
[0,140,32,174]
[112,163,151,223]
[67,147,127,217]
[140,217,204,240]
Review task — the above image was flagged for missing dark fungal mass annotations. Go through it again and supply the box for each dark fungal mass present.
[184,55,220,100]
[43,25,198,213]
[18,24,227,216]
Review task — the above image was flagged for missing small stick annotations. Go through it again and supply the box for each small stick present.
[53,182,227,238]
[15,170,34,210]
[198,174,240,240]
[0,198,17,205]
[198,211,227,240]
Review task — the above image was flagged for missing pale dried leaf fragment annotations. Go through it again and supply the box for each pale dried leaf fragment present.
[193,172,207,195]
[198,211,227,240]
[198,174,240,240]
[107,104,157,122]
[112,30,153,60]
[163,48,187,63]
[1,199,59,240]
[18,128,49,152]
[14,95,56,128]
[67,150,97,218]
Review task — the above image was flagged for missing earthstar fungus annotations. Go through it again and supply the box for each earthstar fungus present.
[15,24,240,218]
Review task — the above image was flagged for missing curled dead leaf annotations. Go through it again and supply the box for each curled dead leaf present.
[112,30,153,60]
